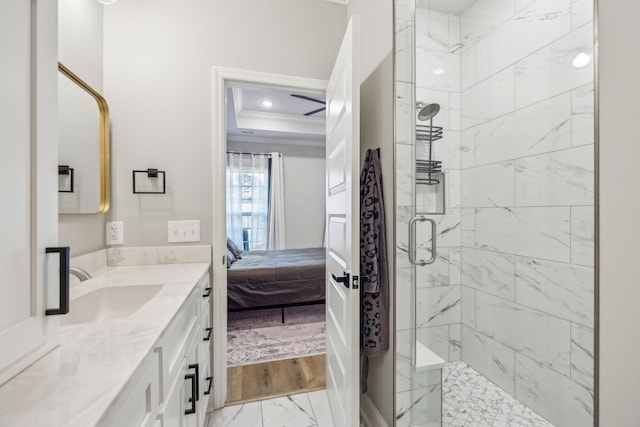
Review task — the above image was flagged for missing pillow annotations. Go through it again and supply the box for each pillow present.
[226,249,236,268]
[227,238,243,259]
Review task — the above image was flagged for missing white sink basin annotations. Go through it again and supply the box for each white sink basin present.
[61,285,163,326]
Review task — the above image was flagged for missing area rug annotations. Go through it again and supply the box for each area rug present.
[227,305,326,367]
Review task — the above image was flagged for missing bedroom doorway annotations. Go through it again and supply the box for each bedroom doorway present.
[211,67,329,408]
[224,83,328,403]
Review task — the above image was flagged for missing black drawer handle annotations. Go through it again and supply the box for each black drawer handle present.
[189,363,199,400]
[46,247,70,315]
[204,376,213,395]
[203,287,211,298]
[204,327,212,341]
[184,373,196,415]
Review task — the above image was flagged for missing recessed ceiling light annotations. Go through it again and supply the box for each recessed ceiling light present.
[262,100,273,108]
[97,0,118,4]
[433,67,445,76]
[572,52,591,69]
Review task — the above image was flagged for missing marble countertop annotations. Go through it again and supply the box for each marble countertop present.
[0,262,210,427]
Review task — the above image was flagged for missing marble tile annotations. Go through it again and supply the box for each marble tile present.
[474,93,572,166]
[461,66,515,129]
[461,248,515,300]
[415,8,451,53]
[396,81,413,145]
[449,324,461,361]
[396,19,414,84]
[396,145,414,207]
[515,24,594,109]
[396,206,414,269]
[571,206,594,266]
[460,128,476,169]
[461,285,476,328]
[515,0,535,12]
[396,269,413,331]
[460,0,516,51]
[416,48,460,92]
[460,162,515,208]
[475,207,571,262]
[572,0,593,30]
[449,15,461,52]
[515,257,594,326]
[261,394,317,427]
[396,0,415,22]
[396,329,443,392]
[416,248,450,287]
[429,131,461,171]
[474,0,571,83]
[416,286,461,328]
[449,247,461,285]
[461,325,516,394]
[449,93,461,131]
[445,170,461,209]
[515,354,594,427]
[209,402,262,427]
[460,208,476,248]
[307,390,335,427]
[475,292,571,374]
[514,145,594,207]
[417,325,451,361]
[571,83,594,147]
[396,384,442,427]
[415,209,460,254]
[460,46,475,91]
[106,245,212,266]
[570,323,594,390]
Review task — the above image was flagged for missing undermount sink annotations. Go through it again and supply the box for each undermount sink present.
[61,285,163,326]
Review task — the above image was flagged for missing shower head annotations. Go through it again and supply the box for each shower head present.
[416,102,440,121]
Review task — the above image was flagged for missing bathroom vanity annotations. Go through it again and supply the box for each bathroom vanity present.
[0,248,212,427]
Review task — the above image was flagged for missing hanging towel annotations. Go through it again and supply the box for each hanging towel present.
[360,148,389,393]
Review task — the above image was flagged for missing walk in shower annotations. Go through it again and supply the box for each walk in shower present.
[394,0,595,426]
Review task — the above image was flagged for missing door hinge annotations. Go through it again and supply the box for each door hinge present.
[352,275,359,290]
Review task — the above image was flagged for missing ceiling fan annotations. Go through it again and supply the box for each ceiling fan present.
[290,94,326,116]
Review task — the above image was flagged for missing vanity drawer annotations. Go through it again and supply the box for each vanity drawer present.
[96,351,160,427]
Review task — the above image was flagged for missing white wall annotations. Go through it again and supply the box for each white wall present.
[349,0,395,425]
[58,0,106,256]
[227,141,326,249]
[598,1,640,425]
[103,0,347,247]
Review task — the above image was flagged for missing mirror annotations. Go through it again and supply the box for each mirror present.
[58,63,110,214]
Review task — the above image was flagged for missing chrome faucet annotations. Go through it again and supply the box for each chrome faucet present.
[69,267,92,282]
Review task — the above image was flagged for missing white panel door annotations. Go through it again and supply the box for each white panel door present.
[325,16,360,427]
[0,0,59,385]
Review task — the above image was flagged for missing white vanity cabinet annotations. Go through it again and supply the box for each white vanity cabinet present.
[92,273,212,427]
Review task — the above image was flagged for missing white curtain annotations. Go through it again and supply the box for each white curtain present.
[267,152,286,250]
[226,153,270,251]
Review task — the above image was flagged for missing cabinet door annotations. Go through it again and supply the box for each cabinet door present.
[184,332,200,427]
[0,0,59,385]
[161,356,186,427]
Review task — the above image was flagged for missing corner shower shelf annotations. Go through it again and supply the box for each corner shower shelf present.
[415,341,446,372]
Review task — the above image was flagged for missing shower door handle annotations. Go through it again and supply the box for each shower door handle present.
[408,216,437,266]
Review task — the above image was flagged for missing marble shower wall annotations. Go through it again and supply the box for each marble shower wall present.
[458,1,595,426]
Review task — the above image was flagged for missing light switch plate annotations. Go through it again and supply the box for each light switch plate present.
[168,220,201,243]
[106,221,124,245]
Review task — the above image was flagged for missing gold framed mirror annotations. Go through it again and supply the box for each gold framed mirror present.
[58,62,110,214]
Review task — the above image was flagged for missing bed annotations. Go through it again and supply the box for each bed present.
[227,247,326,321]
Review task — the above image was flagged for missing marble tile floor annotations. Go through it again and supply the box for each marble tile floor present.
[206,389,338,427]
[443,361,555,427]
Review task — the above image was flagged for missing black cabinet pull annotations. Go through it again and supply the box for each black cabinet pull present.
[184,373,196,415]
[204,376,213,395]
[204,327,212,341]
[189,363,199,400]
[202,287,211,298]
[45,247,70,316]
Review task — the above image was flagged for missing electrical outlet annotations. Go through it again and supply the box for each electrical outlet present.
[168,220,201,243]
[106,221,124,245]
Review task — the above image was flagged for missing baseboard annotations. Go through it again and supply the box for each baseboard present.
[360,394,389,427]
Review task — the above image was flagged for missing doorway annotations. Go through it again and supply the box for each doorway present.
[211,67,328,409]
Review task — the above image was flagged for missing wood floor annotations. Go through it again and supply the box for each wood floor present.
[226,355,326,404]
